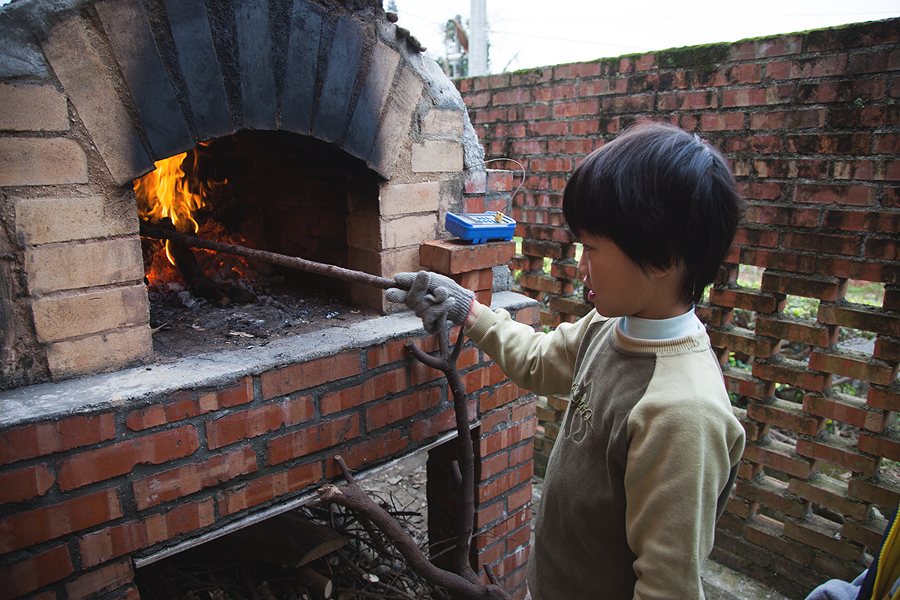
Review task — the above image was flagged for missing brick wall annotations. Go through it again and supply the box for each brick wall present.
[456,18,900,597]
[0,282,537,600]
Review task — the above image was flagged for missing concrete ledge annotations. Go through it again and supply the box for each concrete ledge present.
[0,291,538,426]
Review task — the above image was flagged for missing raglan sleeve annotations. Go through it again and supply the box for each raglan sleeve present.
[465,307,598,398]
[623,362,746,600]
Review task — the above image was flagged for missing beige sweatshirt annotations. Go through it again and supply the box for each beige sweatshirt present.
[467,308,746,600]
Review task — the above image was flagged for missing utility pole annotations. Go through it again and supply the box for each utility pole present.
[469,0,487,75]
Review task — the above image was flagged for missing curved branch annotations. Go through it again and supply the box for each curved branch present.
[318,483,511,600]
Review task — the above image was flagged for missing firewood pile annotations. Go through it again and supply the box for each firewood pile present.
[136,499,449,600]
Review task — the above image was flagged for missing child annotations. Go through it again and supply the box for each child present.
[387,121,747,600]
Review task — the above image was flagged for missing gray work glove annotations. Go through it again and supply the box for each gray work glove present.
[386,271,475,334]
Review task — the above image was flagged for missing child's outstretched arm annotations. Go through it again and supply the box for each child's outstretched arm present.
[386,271,484,333]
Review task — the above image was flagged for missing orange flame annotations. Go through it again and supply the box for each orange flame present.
[134,152,204,235]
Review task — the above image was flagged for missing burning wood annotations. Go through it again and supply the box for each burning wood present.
[139,223,395,291]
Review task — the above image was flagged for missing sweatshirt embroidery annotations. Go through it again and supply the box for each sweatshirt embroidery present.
[564,380,595,442]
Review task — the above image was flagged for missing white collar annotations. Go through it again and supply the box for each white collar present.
[618,307,702,341]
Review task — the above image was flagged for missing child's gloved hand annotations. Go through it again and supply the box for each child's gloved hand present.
[386,271,475,334]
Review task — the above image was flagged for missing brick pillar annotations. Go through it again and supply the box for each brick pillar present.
[419,239,516,306]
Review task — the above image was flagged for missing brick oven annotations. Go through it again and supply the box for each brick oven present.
[0,1,537,598]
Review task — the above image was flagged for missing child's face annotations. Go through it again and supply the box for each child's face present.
[577,233,685,320]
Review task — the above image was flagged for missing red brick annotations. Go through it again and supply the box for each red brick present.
[199,376,254,413]
[796,437,878,476]
[710,287,785,314]
[125,403,167,431]
[708,328,781,358]
[814,256,894,283]
[216,462,321,516]
[875,337,900,362]
[419,239,516,274]
[750,109,825,129]
[321,384,365,416]
[782,232,862,256]
[742,441,816,479]
[65,560,134,600]
[817,304,900,338]
[752,159,829,180]
[746,399,823,436]
[56,425,200,491]
[601,94,654,114]
[207,395,314,449]
[412,400,477,441]
[0,463,55,503]
[760,272,847,301]
[848,478,900,507]
[768,56,848,80]
[132,446,258,509]
[0,487,121,553]
[809,350,898,385]
[755,315,838,348]
[735,477,808,518]
[260,352,361,399]
[0,545,73,600]
[267,415,360,465]
[0,412,116,465]
[788,476,869,521]
[803,393,889,433]
[476,452,510,480]
[786,134,871,155]
[858,432,900,462]
[80,499,214,567]
[330,430,410,475]
[365,387,442,431]
[744,514,815,565]
[723,368,776,401]
[784,517,863,562]
[752,359,832,393]
[479,419,536,458]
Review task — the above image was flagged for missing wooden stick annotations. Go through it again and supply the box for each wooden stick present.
[139,223,396,290]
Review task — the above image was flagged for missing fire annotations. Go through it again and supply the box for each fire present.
[134,151,205,235]
[135,145,258,291]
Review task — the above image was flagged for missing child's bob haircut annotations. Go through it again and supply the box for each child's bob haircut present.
[563,121,744,306]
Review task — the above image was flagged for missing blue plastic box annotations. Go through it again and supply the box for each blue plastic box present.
[445,212,517,244]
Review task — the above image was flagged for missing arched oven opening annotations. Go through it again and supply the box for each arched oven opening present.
[136,131,382,359]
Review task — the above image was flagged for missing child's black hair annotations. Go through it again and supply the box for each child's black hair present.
[562,121,744,306]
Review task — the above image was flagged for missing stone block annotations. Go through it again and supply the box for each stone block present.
[32,284,150,343]
[379,182,440,216]
[43,17,153,184]
[383,214,437,249]
[422,108,465,136]
[313,15,364,143]
[345,41,400,161]
[0,138,87,186]
[96,0,194,159]
[164,0,233,139]
[235,0,276,130]
[370,67,423,178]
[46,326,152,379]
[0,83,68,131]
[282,1,323,134]
[15,196,136,245]
[412,141,464,173]
[24,238,144,295]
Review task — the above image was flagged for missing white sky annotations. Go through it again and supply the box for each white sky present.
[391,0,900,73]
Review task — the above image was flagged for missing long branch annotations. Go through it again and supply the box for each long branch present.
[405,329,476,582]
[139,222,396,290]
[319,480,510,600]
